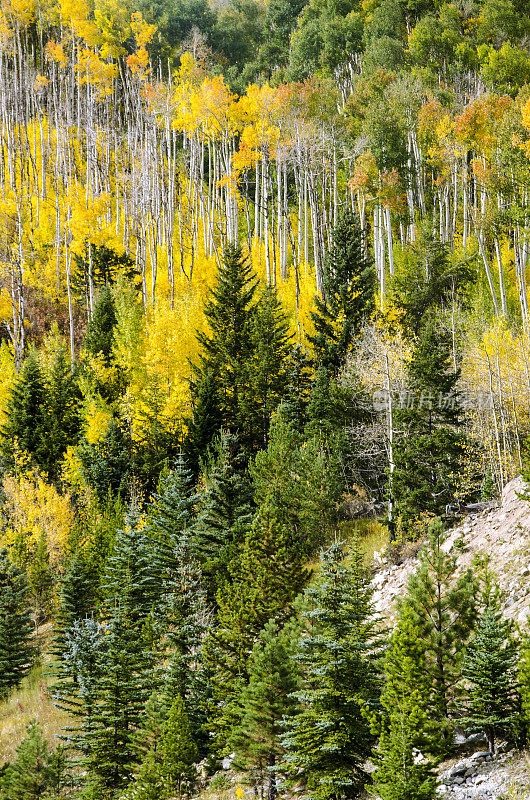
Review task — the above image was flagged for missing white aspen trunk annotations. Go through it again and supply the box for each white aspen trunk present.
[384,207,394,276]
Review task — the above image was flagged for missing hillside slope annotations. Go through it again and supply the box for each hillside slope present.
[371,477,530,630]
[370,478,530,800]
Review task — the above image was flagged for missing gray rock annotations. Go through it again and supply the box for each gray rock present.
[453,776,465,785]
[449,762,468,778]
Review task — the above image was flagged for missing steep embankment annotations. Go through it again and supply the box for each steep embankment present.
[369,477,530,800]
[371,477,530,628]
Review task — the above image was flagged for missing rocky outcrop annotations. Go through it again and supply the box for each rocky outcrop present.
[370,476,530,629]
[369,476,530,800]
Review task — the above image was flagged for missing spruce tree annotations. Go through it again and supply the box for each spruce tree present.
[309,209,374,376]
[133,380,179,496]
[279,345,313,433]
[55,618,106,762]
[147,454,199,556]
[84,610,154,793]
[247,287,292,449]
[77,418,132,502]
[371,605,437,800]
[1,351,47,471]
[51,551,98,701]
[185,369,222,477]
[161,553,212,754]
[26,532,53,627]
[102,506,161,627]
[192,431,254,596]
[42,346,81,482]
[402,518,477,725]
[281,541,381,799]
[0,550,34,700]
[84,286,117,365]
[393,318,466,527]
[461,609,519,754]
[230,619,300,800]
[191,242,257,458]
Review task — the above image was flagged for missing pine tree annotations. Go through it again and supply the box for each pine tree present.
[191,242,257,457]
[309,210,375,376]
[393,318,466,527]
[461,609,519,754]
[0,550,34,700]
[251,413,340,559]
[0,719,67,799]
[281,541,381,799]
[402,518,477,726]
[371,605,437,800]
[84,287,117,365]
[1,351,47,472]
[206,503,309,750]
[230,619,300,800]
[160,695,198,799]
[192,431,254,597]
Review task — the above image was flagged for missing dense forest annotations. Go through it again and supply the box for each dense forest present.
[1,0,530,796]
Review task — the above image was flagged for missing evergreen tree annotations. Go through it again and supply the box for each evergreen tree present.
[1,351,47,471]
[0,719,67,799]
[281,541,381,799]
[309,209,375,376]
[146,454,199,556]
[191,242,257,457]
[103,506,161,626]
[206,503,309,750]
[230,619,300,800]
[247,287,292,449]
[393,319,466,527]
[402,518,477,726]
[251,413,340,559]
[160,695,198,799]
[55,618,106,763]
[161,553,212,754]
[279,345,313,433]
[84,286,117,365]
[192,431,254,596]
[371,605,437,800]
[51,551,98,700]
[42,346,81,482]
[133,380,180,496]
[77,418,132,502]
[185,369,222,477]
[461,609,519,754]
[83,611,155,793]
[26,532,53,627]
[391,231,474,335]
[0,550,34,700]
